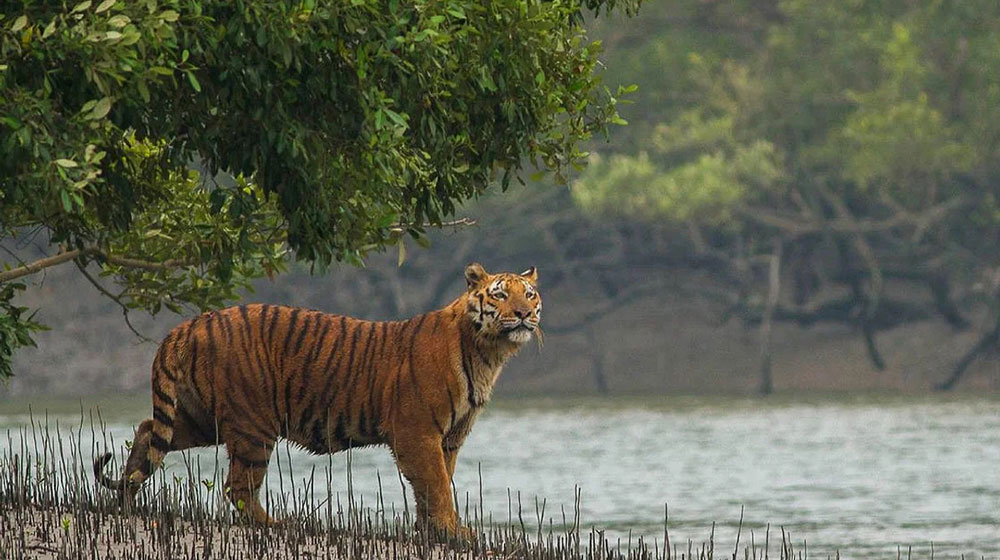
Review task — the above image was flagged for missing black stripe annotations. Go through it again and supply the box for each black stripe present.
[204,313,217,416]
[153,406,173,427]
[177,405,214,443]
[297,401,316,436]
[405,315,429,410]
[153,383,174,407]
[378,322,388,358]
[343,323,376,419]
[258,304,269,337]
[458,329,476,407]
[238,305,253,351]
[138,459,154,475]
[188,334,199,386]
[311,317,348,419]
[430,406,445,435]
[344,321,362,381]
[341,322,368,412]
[270,359,283,429]
[333,413,351,450]
[233,455,270,469]
[266,305,282,339]
[156,338,174,380]
[367,323,385,435]
[297,318,333,402]
[307,416,329,454]
[229,425,273,451]
[219,309,234,344]
[446,385,457,430]
[290,313,314,355]
[150,432,170,452]
[292,317,335,433]
[281,308,303,355]
[357,404,368,439]
[361,321,381,411]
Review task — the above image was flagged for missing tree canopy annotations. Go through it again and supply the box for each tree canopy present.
[576,0,1000,390]
[0,0,638,380]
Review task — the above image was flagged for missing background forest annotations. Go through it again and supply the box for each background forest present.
[4,0,1000,396]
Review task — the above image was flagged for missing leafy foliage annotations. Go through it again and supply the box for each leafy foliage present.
[575,0,1000,376]
[0,0,638,380]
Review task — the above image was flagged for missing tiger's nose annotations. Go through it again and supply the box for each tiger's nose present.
[513,307,531,319]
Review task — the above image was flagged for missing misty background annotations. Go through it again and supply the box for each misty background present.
[4,0,1000,398]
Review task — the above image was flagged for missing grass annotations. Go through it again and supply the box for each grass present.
[0,409,852,560]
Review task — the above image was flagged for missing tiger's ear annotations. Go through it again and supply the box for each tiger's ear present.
[465,263,489,290]
[520,266,538,285]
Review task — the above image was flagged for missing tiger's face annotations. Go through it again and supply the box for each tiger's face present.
[464,263,541,344]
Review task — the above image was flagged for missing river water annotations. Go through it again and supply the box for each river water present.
[1,394,998,559]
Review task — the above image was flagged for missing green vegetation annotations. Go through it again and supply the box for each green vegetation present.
[0,0,637,380]
[576,1,1000,391]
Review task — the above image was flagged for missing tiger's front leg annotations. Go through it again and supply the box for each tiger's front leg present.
[392,434,465,538]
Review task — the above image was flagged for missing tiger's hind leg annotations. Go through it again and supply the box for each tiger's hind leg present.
[223,427,276,524]
[115,396,218,504]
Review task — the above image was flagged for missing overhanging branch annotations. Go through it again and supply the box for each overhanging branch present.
[0,247,194,283]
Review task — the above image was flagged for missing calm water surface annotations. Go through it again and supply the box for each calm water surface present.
[1,394,998,559]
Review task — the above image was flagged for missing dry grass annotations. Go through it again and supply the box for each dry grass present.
[1,411,817,560]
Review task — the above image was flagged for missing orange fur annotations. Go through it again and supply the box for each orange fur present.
[94,263,541,536]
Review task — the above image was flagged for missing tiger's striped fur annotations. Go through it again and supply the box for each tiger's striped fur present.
[93,263,541,536]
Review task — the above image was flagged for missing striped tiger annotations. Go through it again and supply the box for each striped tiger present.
[93,263,541,537]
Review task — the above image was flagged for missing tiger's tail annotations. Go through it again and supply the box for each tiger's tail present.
[92,452,124,493]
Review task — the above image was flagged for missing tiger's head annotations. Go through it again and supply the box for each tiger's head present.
[464,263,541,344]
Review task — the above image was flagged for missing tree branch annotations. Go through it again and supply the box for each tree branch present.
[738,195,969,236]
[0,249,86,283]
[0,247,194,283]
[74,260,153,343]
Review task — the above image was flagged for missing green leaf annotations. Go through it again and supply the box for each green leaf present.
[95,0,116,13]
[186,71,201,92]
[88,97,112,120]
[54,159,78,168]
[160,10,179,22]
[59,190,73,211]
[71,1,92,14]
[107,15,129,28]
[10,15,27,32]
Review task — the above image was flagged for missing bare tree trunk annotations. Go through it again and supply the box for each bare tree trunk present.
[928,273,970,329]
[759,242,782,396]
[586,328,609,395]
[936,306,1000,391]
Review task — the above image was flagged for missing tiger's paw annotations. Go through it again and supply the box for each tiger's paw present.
[422,519,477,545]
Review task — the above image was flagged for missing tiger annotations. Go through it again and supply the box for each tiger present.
[93,263,541,537]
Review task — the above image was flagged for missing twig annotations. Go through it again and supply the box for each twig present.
[387,218,477,233]
[74,260,154,343]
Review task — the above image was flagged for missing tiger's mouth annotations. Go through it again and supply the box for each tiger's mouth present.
[500,321,535,343]
[500,322,534,333]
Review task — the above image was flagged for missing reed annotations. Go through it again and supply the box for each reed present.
[2,409,816,560]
